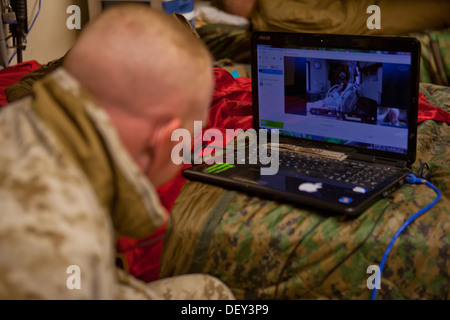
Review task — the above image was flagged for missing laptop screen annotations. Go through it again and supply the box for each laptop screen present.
[255,37,415,156]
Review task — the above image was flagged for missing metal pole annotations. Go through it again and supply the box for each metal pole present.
[0,13,9,68]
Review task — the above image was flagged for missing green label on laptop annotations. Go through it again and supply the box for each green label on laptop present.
[204,163,235,174]
[261,119,284,129]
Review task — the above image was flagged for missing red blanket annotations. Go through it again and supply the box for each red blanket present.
[418,91,450,123]
[1,63,449,282]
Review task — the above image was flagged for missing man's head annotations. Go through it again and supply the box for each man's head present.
[385,108,400,124]
[64,4,213,187]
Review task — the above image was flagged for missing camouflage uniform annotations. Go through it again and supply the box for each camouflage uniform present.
[0,68,234,300]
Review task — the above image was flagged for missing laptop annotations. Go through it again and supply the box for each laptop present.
[182,32,420,215]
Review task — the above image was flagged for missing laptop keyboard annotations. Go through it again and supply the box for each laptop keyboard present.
[278,151,400,189]
[214,139,403,190]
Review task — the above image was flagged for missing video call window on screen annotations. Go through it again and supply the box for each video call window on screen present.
[284,56,410,128]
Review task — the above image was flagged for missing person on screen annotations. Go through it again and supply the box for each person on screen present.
[383,108,401,126]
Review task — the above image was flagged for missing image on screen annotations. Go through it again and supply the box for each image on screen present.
[256,45,412,154]
[284,57,410,128]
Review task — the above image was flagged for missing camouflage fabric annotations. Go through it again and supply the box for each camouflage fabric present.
[409,29,450,86]
[198,26,450,85]
[420,83,450,113]
[197,23,251,64]
[249,0,450,37]
[4,55,65,103]
[0,68,234,300]
[160,83,449,300]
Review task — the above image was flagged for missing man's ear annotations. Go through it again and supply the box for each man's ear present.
[150,118,183,150]
[145,118,184,187]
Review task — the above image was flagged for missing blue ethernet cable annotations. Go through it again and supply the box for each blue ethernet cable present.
[371,173,442,300]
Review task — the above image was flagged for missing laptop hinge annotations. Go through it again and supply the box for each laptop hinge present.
[349,153,407,168]
[373,157,407,168]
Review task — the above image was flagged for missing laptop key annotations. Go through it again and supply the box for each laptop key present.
[278,152,395,190]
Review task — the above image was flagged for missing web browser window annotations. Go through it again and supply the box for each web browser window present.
[257,45,412,154]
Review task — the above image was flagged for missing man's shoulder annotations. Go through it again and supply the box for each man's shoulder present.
[0,98,107,221]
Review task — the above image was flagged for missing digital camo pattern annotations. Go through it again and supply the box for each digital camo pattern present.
[198,25,450,86]
[0,96,117,299]
[197,23,251,64]
[420,83,450,113]
[161,83,449,300]
[409,29,450,86]
[0,69,234,300]
[117,269,235,300]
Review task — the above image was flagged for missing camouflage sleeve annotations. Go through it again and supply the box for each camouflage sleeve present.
[0,99,117,299]
[117,270,235,300]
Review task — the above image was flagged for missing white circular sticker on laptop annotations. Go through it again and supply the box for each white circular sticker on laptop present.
[353,186,367,194]
[299,182,323,193]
